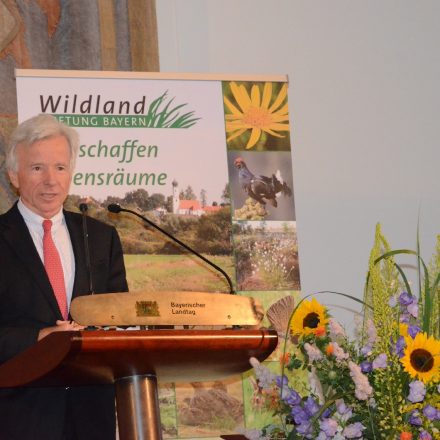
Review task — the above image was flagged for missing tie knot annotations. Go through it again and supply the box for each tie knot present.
[43,219,53,233]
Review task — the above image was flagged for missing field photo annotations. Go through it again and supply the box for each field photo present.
[174,378,244,438]
[65,193,235,294]
[233,221,300,292]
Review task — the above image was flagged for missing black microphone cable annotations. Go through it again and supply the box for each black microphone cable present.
[79,203,94,294]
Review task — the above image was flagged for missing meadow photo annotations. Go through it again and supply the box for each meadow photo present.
[233,221,300,291]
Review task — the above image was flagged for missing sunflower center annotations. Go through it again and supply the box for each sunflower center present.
[303,313,320,329]
[243,107,272,128]
[410,349,434,372]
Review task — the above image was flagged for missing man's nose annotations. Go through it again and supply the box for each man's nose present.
[43,168,57,184]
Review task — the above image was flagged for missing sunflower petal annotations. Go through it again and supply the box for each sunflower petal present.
[226,127,247,142]
[230,82,250,112]
[269,83,288,113]
[271,103,290,116]
[237,83,252,109]
[250,84,261,107]
[261,82,273,109]
[246,127,262,149]
[263,128,285,138]
[224,96,243,116]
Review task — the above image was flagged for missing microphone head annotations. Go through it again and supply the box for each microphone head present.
[108,203,122,213]
[79,203,88,213]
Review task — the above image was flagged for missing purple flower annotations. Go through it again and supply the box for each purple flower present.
[409,410,423,426]
[335,400,353,423]
[419,431,433,440]
[372,353,387,369]
[284,388,302,406]
[291,406,309,425]
[342,422,365,438]
[321,408,332,418]
[275,375,288,388]
[407,302,419,318]
[395,336,406,358]
[399,292,414,306]
[319,418,338,437]
[360,344,372,356]
[408,380,426,403]
[400,313,410,323]
[304,396,320,417]
[360,361,372,373]
[389,294,397,307]
[408,324,421,338]
[296,421,313,437]
[423,405,438,420]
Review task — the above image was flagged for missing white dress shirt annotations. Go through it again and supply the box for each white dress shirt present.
[17,199,75,310]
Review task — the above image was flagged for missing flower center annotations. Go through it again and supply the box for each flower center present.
[303,312,320,329]
[243,107,272,128]
[410,348,434,372]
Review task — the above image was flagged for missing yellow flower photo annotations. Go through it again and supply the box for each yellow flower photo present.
[223,81,291,151]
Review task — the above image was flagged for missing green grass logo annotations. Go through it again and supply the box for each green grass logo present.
[148,91,200,128]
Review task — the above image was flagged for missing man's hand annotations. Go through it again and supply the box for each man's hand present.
[38,320,85,341]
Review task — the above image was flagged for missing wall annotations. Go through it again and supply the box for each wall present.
[156,0,440,325]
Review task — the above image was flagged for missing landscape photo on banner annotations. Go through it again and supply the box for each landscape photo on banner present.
[13,70,301,438]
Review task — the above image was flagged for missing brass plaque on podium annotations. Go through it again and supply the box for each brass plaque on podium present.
[70,291,264,326]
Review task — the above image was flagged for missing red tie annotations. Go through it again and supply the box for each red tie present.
[43,220,68,319]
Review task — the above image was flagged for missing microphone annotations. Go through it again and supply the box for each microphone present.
[79,202,94,294]
[107,203,235,294]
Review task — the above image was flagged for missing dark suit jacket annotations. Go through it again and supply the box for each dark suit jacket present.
[0,203,128,440]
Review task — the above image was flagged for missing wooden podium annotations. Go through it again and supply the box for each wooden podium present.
[0,328,278,440]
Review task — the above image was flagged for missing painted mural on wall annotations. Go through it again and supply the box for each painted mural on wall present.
[14,71,300,439]
[0,0,158,211]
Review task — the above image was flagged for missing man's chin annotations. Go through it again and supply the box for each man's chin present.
[36,201,64,218]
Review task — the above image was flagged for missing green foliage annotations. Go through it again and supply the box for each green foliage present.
[221,183,231,205]
[195,208,232,255]
[363,224,399,352]
[235,197,267,220]
[144,91,200,128]
[428,235,440,338]
[179,185,197,200]
[124,254,235,293]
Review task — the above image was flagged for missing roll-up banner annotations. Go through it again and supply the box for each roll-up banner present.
[15,69,301,438]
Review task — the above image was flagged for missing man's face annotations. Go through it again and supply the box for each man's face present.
[8,135,73,219]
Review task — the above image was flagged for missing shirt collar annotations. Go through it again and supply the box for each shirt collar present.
[17,199,65,230]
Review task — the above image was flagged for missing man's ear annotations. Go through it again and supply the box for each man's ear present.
[8,169,19,189]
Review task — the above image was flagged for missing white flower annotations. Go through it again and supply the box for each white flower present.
[249,357,276,391]
[329,318,346,339]
[332,342,349,362]
[309,366,325,404]
[349,361,373,400]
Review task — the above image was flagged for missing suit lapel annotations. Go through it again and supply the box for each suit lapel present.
[0,203,63,319]
[64,210,89,300]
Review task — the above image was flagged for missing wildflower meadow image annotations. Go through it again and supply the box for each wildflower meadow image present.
[233,221,300,291]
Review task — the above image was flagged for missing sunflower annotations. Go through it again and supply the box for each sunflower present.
[290,298,328,338]
[224,81,290,149]
[400,332,440,383]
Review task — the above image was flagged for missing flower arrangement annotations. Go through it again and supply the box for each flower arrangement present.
[246,225,440,439]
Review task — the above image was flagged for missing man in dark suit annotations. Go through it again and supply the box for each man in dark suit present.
[0,114,128,439]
